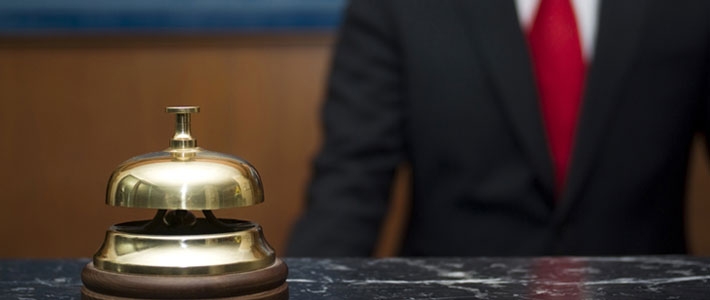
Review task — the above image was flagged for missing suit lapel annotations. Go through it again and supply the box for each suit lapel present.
[555,0,648,222]
[454,0,556,202]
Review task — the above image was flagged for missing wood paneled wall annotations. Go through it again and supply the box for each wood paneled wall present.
[0,35,334,258]
[0,35,708,258]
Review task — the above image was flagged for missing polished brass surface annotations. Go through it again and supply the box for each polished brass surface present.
[93,219,275,276]
[92,105,280,278]
[165,106,200,114]
[106,106,264,209]
[167,106,199,149]
[106,149,264,209]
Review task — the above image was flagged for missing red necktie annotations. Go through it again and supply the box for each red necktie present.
[528,0,586,192]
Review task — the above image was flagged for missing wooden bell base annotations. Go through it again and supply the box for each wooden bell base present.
[81,259,288,300]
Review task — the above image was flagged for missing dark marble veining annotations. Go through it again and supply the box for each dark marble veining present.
[2,256,710,299]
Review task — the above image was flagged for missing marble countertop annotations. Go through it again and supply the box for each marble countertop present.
[2,256,709,299]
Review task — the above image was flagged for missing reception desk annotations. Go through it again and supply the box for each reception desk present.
[3,257,710,299]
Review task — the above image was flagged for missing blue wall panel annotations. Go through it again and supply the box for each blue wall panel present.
[0,0,347,35]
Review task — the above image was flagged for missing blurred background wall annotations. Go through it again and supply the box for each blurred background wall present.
[0,0,709,258]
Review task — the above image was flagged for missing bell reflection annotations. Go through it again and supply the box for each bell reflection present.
[531,257,587,299]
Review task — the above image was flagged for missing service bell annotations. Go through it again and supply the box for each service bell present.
[81,106,288,300]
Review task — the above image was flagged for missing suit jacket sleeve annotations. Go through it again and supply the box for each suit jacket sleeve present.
[287,0,405,256]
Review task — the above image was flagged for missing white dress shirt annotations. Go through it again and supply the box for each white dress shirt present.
[515,0,600,60]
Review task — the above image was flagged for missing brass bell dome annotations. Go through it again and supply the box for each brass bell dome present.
[106,106,264,210]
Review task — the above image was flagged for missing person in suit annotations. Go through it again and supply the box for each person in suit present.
[287,0,710,256]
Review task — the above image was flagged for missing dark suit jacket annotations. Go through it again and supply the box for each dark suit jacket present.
[288,0,710,256]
